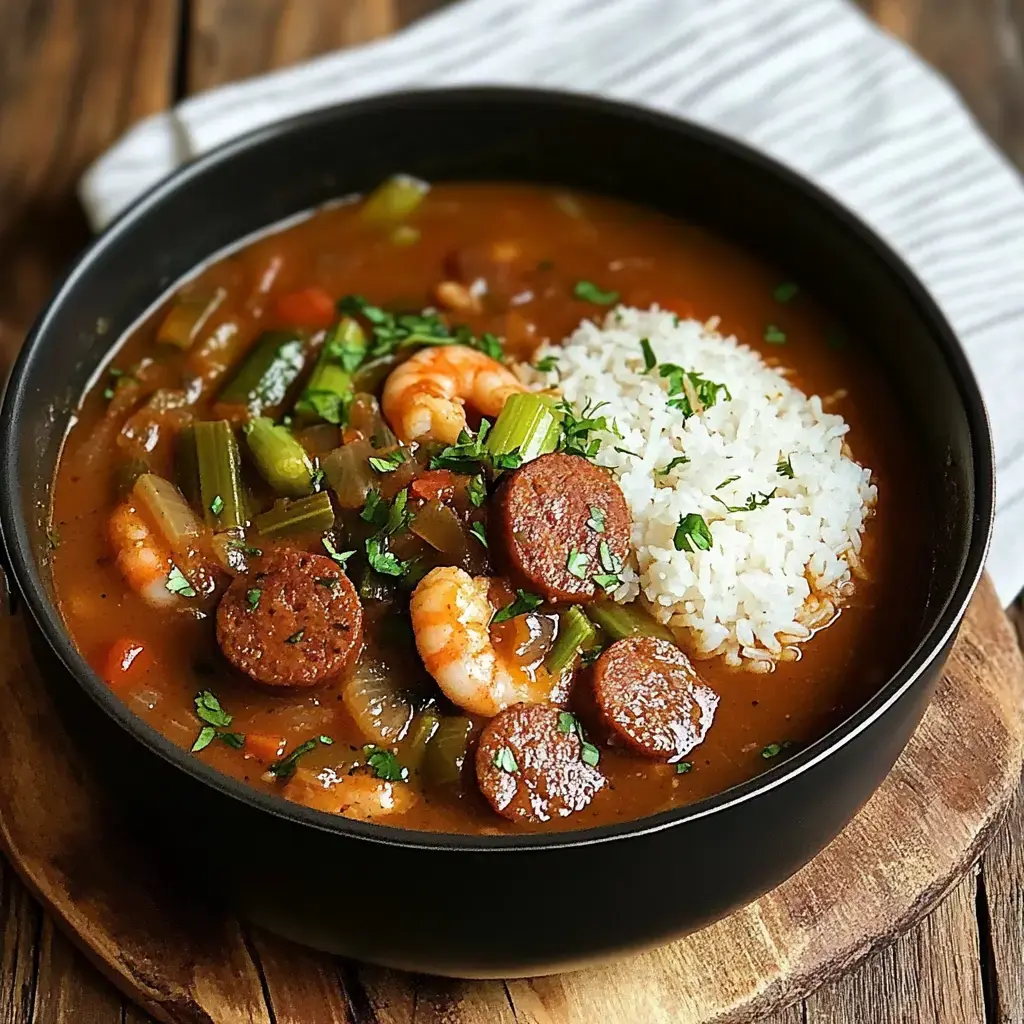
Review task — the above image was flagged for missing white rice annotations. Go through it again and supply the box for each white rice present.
[517,307,876,670]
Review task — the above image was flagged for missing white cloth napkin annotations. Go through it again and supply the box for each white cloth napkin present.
[80,0,1024,605]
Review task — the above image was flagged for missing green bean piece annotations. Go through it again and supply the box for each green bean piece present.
[486,392,562,463]
[422,716,473,787]
[192,420,246,530]
[361,174,429,224]
[544,606,598,676]
[294,318,367,425]
[253,492,335,538]
[586,601,675,644]
[244,417,315,497]
[402,712,440,770]
[217,330,306,414]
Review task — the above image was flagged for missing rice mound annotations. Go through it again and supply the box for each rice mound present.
[518,307,876,671]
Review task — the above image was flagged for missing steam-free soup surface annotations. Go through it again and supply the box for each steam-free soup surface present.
[50,183,933,833]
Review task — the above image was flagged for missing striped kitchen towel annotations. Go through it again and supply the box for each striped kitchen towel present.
[80,0,1024,605]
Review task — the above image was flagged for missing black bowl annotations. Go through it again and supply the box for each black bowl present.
[0,88,994,978]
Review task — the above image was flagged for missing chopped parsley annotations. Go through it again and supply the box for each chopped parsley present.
[368,450,406,473]
[364,745,409,782]
[473,331,504,361]
[360,488,387,526]
[285,630,305,645]
[566,549,590,579]
[319,735,334,745]
[586,506,607,533]
[764,324,787,345]
[593,540,624,593]
[493,746,519,774]
[191,727,217,753]
[533,355,559,373]
[322,535,355,568]
[300,390,347,426]
[557,711,600,766]
[194,690,232,728]
[674,513,713,553]
[556,399,611,461]
[469,521,488,547]
[773,282,799,303]
[777,455,795,479]
[365,535,409,577]
[580,646,603,667]
[385,488,411,535]
[656,455,690,477]
[428,420,520,478]
[311,467,325,489]
[761,743,783,759]
[718,475,741,489]
[712,489,776,513]
[209,494,225,517]
[268,737,325,779]
[573,280,620,305]
[640,337,657,372]
[491,590,544,625]
[166,564,196,598]
[659,364,731,417]
[676,761,693,774]
[246,588,261,610]
[467,474,487,508]
[46,527,61,551]
[218,732,245,749]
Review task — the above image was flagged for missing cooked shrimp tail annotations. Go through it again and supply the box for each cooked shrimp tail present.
[107,502,180,608]
[381,344,527,443]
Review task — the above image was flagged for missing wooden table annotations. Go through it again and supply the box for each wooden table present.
[1,2,1022,1021]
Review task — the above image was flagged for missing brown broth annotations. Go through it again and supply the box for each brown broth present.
[49,183,933,834]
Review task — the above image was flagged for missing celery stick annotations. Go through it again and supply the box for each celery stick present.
[544,606,598,675]
[294,318,366,425]
[361,175,429,224]
[218,330,306,414]
[486,393,561,463]
[586,601,675,643]
[253,492,335,538]
[193,420,246,530]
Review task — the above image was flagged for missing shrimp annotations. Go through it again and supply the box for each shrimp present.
[282,766,417,821]
[381,344,526,443]
[107,502,180,608]
[410,565,554,717]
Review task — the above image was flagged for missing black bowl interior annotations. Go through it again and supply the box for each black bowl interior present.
[0,88,992,853]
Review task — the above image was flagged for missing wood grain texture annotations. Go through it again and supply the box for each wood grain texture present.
[0,577,1017,1024]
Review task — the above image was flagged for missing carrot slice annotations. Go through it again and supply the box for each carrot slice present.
[102,638,152,689]
[245,732,288,764]
[274,286,336,329]
[410,470,462,503]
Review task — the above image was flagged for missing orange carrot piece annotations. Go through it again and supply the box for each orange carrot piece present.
[274,286,336,329]
[245,732,288,764]
[410,470,462,503]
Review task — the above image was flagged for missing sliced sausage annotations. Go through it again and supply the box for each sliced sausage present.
[593,636,719,760]
[216,548,362,687]
[494,452,631,603]
[475,703,604,823]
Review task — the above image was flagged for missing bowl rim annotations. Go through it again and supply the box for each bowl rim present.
[0,85,995,853]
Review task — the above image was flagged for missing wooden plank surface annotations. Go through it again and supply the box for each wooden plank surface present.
[0,1,1022,1022]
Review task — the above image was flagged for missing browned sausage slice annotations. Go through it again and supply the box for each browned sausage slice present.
[475,703,605,823]
[494,452,631,603]
[216,549,363,688]
[593,636,719,760]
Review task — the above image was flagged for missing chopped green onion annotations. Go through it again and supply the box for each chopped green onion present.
[217,330,306,414]
[544,607,597,676]
[586,601,675,643]
[191,421,246,531]
[764,324,787,345]
[294,318,367,425]
[574,280,619,305]
[253,491,335,538]
[491,590,543,625]
[486,393,561,465]
[360,174,429,224]
[674,513,713,553]
[244,417,315,497]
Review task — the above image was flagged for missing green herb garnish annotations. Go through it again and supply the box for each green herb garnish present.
[534,355,558,373]
[365,536,409,578]
[566,549,590,579]
[209,494,225,517]
[268,738,321,779]
[493,746,519,774]
[718,475,741,489]
[764,324,787,344]
[659,364,731,417]
[556,399,611,461]
[166,565,196,598]
[322,535,355,568]
[712,489,776,513]
[761,743,783,759]
[360,489,386,526]
[674,513,713,553]
[467,474,487,508]
[365,745,409,782]
[773,282,799,303]
[191,727,216,753]
[656,455,690,477]
[556,711,601,766]
[574,280,620,305]
[640,337,657,371]
[491,590,544,625]
[285,630,305,644]
[469,521,488,547]
[315,577,338,590]
[777,455,795,479]
[586,506,606,533]
[246,588,261,610]
[368,451,406,473]
[676,761,693,774]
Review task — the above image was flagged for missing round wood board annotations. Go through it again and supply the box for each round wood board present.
[0,574,1020,1024]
